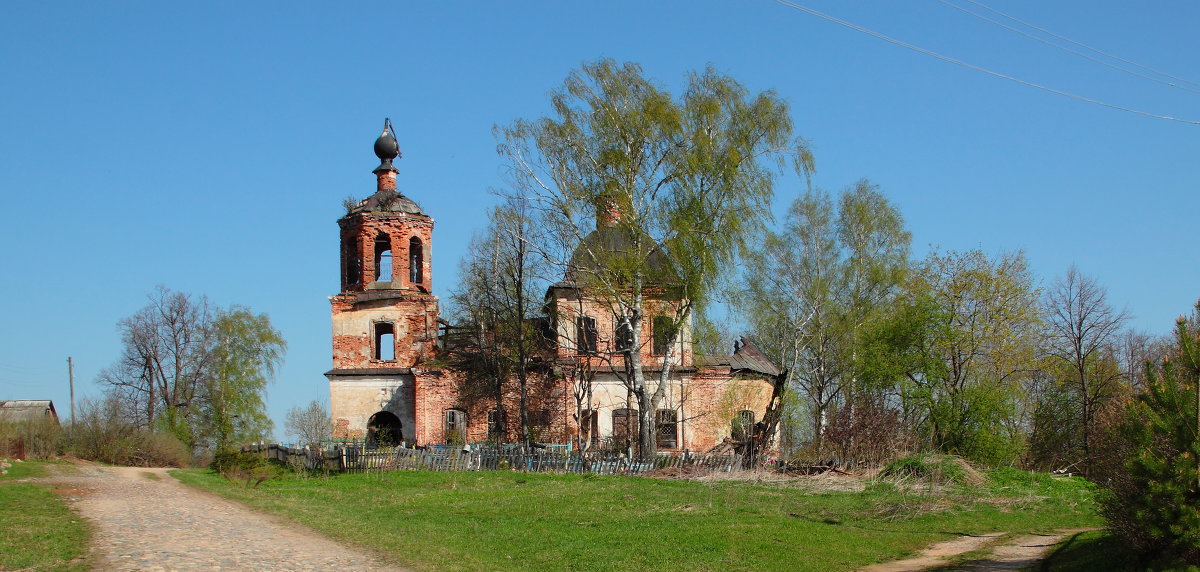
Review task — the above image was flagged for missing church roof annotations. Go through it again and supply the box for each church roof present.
[696,338,782,378]
[346,190,426,217]
[554,224,674,289]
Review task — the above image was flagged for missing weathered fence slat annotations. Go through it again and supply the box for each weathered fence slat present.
[243,443,743,478]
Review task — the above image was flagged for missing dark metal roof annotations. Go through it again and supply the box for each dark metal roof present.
[696,338,781,378]
[346,190,426,216]
[562,225,674,285]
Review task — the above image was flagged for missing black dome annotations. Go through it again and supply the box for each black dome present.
[374,132,399,160]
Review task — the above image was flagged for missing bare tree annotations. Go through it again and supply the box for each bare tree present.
[1044,265,1130,475]
[449,199,551,444]
[285,400,332,448]
[99,286,214,444]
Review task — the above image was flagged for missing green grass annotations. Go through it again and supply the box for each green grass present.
[172,466,1102,572]
[0,460,90,571]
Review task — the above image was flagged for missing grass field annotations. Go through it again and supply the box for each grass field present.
[173,466,1102,571]
[0,460,90,571]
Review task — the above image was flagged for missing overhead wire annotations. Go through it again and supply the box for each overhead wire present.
[770,0,1200,125]
[957,0,1200,89]
[937,0,1200,95]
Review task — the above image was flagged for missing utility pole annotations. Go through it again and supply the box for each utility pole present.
[67,356,75,426]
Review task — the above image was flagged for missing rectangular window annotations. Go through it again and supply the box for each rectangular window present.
[374,322,395,361]
[528,409,551,428]
[581,409,598,446]
[576,316,597,354]
[652,316,677,355]
[612,408,638,447]
[445,409,467,443]
[614,318,633,352]
[656,409,678,449]
[487,409,505,440]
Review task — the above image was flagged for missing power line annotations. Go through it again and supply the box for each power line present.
[957,0,1200,89]
[771,0,1200,125]
[938,0,1200,95]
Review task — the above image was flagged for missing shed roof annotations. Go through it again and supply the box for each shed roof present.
[0,400,58,423]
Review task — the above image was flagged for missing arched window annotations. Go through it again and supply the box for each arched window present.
[345,236,362,286]
[374,232,392,282]
[732,410,755,441]
[409,236,423,285]
[374,322,395,361]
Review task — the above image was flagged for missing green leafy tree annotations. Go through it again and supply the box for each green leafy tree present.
[498,59,812,457]
[862,250,1040,465]
[1100,313,1200,565]
[739,180,909,454]
[205,307,286,452]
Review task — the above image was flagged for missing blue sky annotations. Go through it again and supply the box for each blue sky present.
[3,1,1197,438]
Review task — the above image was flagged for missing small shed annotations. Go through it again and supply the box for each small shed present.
[0,400,59,425]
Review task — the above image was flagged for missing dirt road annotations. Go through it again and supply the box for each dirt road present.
[45,465,405,571]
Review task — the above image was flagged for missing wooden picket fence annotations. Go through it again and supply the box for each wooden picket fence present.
[242,443,743,476]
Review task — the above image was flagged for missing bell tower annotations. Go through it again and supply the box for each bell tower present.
[326,119,439,444]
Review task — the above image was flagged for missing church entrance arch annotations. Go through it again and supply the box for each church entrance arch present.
[367,411,403,447]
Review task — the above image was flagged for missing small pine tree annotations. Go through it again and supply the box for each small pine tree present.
[1101,314,1200,565]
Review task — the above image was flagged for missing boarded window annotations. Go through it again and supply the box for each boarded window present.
[444,409,467,444]
[656,409,678,449]
[652,316,677,355]
[375,232,392,281]
[374,322,395,361]
[576,316,597,354]
[612,408,638,447]
[409,237,423,285]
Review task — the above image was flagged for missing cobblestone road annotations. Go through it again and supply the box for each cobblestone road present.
[46,465,406,571]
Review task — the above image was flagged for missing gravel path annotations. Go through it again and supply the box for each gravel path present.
[858,528,1097,572]
[44,464,406,571]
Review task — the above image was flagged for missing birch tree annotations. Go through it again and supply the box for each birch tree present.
[497,59,812,457]
[739,181,909,454]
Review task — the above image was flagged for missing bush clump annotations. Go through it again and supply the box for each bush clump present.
[211,451,282,488]
[880,454,984,486]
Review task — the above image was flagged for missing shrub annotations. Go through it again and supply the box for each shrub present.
[61,398,191,467]
[880,454,984,486]
[211,451,282,488]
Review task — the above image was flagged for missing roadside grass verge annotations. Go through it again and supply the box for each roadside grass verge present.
[172,465,1101,572]
[0,460,90,571]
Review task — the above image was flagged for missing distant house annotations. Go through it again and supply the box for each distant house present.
[0,400,59,425]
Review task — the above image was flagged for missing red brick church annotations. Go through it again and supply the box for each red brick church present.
[327,122,780,452]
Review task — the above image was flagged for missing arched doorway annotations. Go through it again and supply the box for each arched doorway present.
[367,411,403,447]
